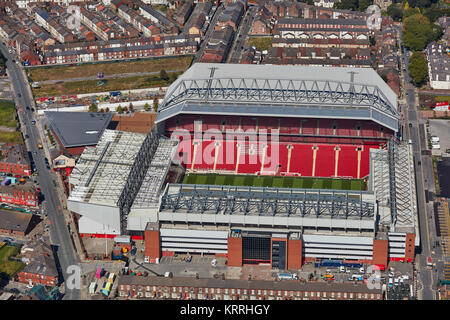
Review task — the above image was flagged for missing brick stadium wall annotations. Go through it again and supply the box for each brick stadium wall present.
[404,233,415,262]
[372,239,388,268]
[144,229,160,259]
[227,237,243,267]
[287,239,302,270]
[110,112,157,134]
[420,110,450,118]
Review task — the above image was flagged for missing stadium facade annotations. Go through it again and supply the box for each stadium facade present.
[67,63,418,270]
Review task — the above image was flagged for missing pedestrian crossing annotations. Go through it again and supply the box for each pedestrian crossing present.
[436,201,450,281]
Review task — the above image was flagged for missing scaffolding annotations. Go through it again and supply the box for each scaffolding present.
[370,139,417,232]
[68,130,147,207]
[160,184,375,219]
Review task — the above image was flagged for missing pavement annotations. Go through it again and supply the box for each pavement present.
[429,119,450,155]
[0,42,81,300]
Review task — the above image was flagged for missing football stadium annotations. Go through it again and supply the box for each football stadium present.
[67,63,418,270]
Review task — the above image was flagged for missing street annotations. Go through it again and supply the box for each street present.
[0,42,81,300]
[396,26,438,300]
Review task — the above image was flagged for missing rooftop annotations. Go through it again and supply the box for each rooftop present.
[118,275,382,293]
[0,209,37,233]
[44,112,114,148]
[157,63,400,132]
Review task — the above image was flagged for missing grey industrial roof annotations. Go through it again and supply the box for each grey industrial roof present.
[157,63,399,131]
[45,112,113,148]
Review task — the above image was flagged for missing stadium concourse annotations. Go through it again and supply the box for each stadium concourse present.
[67,63,419,271]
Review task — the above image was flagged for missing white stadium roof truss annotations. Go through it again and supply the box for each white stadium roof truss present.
[161,77,398,118]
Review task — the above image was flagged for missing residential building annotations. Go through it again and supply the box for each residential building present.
[117,275,383,300]
[0,143,31,176]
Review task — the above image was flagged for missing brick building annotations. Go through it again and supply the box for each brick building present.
[17,247,58,287]
[117,275,383,300]
[0,143,31,176]
[0,183,38,207]
[0,209,41,236]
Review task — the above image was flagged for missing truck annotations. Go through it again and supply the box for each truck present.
[101,282,112,296]
[278,273,298,280]
[426,256,433,269]
[95,268,104,279]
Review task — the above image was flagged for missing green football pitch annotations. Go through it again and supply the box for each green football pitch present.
[182,173,367,191]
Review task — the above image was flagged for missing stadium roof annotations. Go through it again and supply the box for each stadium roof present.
[157,63,400,132]
[45,111,113,148]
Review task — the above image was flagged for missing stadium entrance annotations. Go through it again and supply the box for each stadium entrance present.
[242,233,271,265]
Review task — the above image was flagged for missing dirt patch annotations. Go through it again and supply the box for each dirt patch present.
[109,111,157,134]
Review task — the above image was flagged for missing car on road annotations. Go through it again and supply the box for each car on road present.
[406,92,408,96]
[409,123,412,127]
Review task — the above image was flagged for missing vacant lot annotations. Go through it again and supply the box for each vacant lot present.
[0,245,25,278]
[419,94,450,110]
[32,71,182,97]
[248,37,273,51]
[0,100,17,128]
[28,56,193,82]
[183,173,367,191]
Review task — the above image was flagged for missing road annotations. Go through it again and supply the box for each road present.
[0,42,81,300]
[227,6,258,64]
[193,4,224,63]
[396,26,436,300]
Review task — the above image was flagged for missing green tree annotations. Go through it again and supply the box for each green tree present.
[160,69,169,81]
[387,4,404,21]
[422,4,443,22]
[105,107,110,113]
[144,102,150,111]
[88,103,98,112]
[402,14,439,51]
[336,0,358,10]
[408,52,428,86]
[169,73,178,83]
[117,105,123,113]
[153,99,159,112]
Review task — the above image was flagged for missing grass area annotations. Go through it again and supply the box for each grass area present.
[247,37,273,51]
[182,173,367,191]
[32,71,182,97]
[0,245,25,279]
[28,55,193,82]
[0,131,23,144]
[0,100,17,128]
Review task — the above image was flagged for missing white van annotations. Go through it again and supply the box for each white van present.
[431,136,440,143]
[432,144,440,150]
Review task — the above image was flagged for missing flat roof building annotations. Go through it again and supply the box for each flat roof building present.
[45,111,113,157]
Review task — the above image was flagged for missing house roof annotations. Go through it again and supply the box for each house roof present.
[44,112,113,148]
[0,210,35,233]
